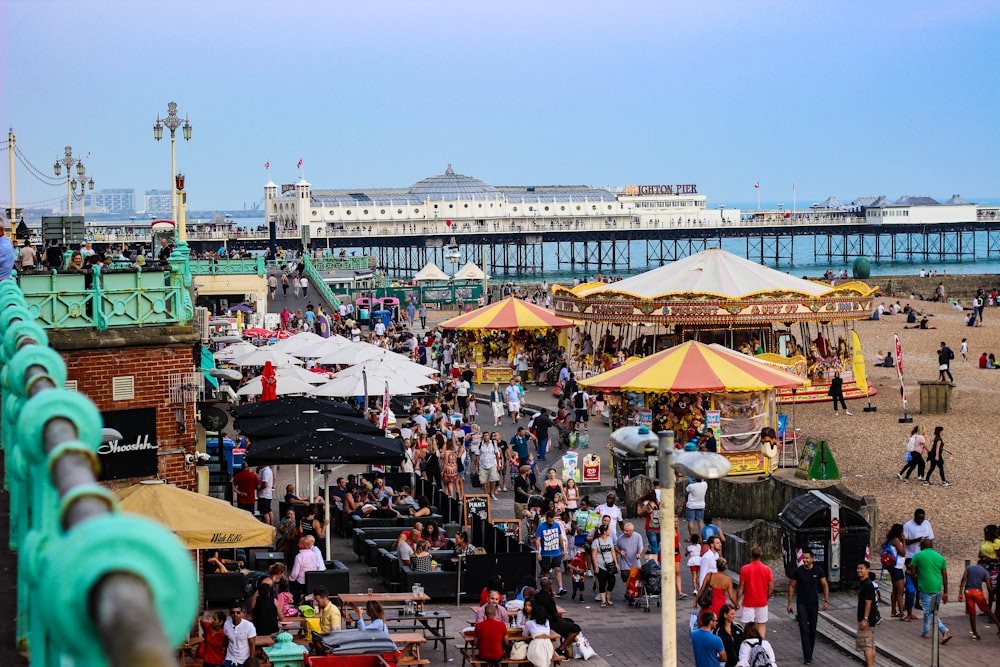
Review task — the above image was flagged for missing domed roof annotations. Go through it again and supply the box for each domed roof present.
[409,164,503,200]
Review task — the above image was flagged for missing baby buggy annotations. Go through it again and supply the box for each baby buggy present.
[635,557,662,612]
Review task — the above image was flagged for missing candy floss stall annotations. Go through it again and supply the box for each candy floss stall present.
[580,340,809,476]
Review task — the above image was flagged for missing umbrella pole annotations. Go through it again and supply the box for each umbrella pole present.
[295,465,300,501]
[324,468,331,560]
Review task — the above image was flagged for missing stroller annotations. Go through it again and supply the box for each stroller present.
[635,557,662,612]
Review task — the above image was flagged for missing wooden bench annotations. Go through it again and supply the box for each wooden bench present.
[459,646,565,667]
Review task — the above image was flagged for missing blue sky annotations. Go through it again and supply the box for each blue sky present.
[2,1,998,212]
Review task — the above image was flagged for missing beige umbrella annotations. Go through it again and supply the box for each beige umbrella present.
[213,341,258,361]
[271,331,325,355]
[238,374,318,396]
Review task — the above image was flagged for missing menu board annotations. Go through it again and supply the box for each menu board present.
[796,438,821,479]
[464,493,492,525]
[493,519,521,542]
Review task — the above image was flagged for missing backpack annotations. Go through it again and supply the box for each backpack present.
[574,391,585,410]
[745,639,773,667]
[880,545,896,569]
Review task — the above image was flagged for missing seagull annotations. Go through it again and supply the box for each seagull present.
[86,152,92,158]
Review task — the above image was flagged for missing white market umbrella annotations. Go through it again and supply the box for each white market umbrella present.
[315,341,389,366]
[238,374,317,396]
[344,350,438,378]
[271,331,324,355]
[290,334,356,359]
[311,367,434,397]
[274,364,331,384]
[213,341,257,361]
[232,348,305,368]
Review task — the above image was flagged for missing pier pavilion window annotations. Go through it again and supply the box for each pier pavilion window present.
[398,209,403,214]
[346,210,352,215]
[381,209,385,214]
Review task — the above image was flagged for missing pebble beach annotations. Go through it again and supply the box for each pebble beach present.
[790,295,999,565]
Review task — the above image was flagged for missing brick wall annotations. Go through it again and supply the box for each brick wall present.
[62,344,197,490]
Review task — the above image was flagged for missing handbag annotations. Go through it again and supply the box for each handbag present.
[696,586,713,608]
[509,641,528,660]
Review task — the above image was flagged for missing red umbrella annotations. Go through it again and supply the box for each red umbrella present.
[273,329,294,339]
[243,327,274,338]
[260,361,278,402]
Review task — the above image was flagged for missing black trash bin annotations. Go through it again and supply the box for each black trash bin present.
[778,490,871,591]
[611,449,651,499]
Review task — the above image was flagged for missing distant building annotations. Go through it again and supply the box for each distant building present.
[90,188,136,215]
[144,189,172,217]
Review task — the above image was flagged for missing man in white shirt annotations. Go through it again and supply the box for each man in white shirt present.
[699,535,723,586]
[374,319,386,337]
[596,493,624,538]
[223,604,256,666]
[350,325,362,342]
[257,465,274,526]
[456,378,471,414]
[902,508,934,559]
[685,477,708,537]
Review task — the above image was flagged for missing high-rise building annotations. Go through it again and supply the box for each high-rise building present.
[144,189,172,216]
[89,188,136,215]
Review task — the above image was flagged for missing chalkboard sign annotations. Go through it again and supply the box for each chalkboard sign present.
[464,494,492,525]
[796,438,821,479]
[493,518,520,542]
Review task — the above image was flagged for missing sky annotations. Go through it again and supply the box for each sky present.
[2,0,999,213]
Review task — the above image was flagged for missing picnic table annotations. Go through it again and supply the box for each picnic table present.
[385,609,453,661]
[340,591,431,613]
[390,632,428,666]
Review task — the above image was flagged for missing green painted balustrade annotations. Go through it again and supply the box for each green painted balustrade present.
[16,266,185,330]
[189,255,265,276]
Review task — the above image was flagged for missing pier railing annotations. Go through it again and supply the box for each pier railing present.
[0,279,196,665]
[189,255,266,276]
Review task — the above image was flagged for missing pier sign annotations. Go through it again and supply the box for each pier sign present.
[624,184,697,196]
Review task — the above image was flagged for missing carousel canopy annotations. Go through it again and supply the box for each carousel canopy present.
[579,340,810,394]
[440,295,573,330]
[552,248,877,326]
[413,262,451,282]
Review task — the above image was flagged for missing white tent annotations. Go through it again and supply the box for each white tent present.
[271,331,325,355]
[452,261,486,281]
[413,262,450,282]
[213,341,258,361]
[231,348,305,368]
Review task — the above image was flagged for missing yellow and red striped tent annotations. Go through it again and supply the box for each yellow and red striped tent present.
[439,296,573,331]
[579,340,810,394]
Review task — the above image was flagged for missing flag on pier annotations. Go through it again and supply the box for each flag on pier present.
[754,182,760,190]
[265,161,270,170]
[297,157,303,169]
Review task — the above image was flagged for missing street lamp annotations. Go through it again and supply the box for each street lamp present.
[53,146,84,215]
[72,171,95,218]
[609,426,731,667]
[153,101,192,237]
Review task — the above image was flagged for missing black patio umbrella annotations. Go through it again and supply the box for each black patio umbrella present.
[230,396,360,421]
[242,428,405,466]
[237,410,383,439]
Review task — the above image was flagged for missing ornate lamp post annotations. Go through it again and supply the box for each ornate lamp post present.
[72,171,95,218]
[153,101,192,236]
[53,146,84,215]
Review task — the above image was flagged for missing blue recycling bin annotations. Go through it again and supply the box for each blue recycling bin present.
[206,437,239,476]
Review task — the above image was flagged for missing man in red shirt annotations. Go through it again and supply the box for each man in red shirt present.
[232,464,260,514]
[473,604,509,664]
[737,545,775,637]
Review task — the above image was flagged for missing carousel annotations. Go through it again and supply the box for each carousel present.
[580,340,810,475]
[552,248,878,403]
[439,295,574,384]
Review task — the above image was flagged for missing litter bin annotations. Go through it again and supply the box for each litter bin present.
[611,450,650,498]
[778,490,871,590]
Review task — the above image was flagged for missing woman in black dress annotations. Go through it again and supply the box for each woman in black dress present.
[923,426,950,486]
[714,603,743,667]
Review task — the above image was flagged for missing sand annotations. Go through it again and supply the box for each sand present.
[790,297,999,565]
